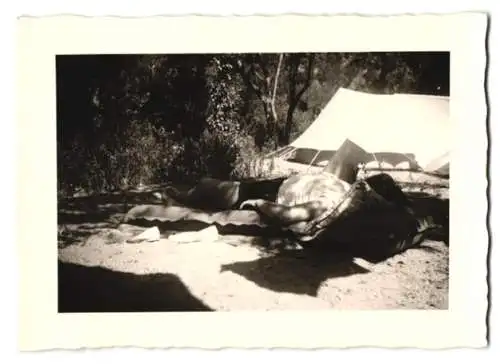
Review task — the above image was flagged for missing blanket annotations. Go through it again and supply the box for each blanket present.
[122,204,283,236]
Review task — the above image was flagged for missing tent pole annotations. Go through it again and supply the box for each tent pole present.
[306,150,322,172]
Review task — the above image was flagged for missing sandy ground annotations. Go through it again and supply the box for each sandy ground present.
[57,188,449,312]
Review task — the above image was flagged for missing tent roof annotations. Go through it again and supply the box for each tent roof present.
[288,87,451,169]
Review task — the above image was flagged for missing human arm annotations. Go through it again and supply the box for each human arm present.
[240,199,324,226]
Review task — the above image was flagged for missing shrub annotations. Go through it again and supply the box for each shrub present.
[58,120,184,196]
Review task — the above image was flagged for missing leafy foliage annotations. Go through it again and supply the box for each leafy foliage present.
[57,52,449,196]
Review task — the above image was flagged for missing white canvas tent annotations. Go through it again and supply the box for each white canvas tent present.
[425,151,450,176]
[269,87,451,181]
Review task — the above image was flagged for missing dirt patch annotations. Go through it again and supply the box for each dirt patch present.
[57,189,449,311]
[58,229,448,311]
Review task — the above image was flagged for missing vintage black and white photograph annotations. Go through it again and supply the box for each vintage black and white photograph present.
[56,51,451,312]
[17,14,488,350]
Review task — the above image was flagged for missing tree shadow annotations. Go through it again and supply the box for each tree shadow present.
[218,193,449,298]
[413,244,445,254]
[58,188,171,225]
[220,249,370,297]
[58,228,92,247]
[58,261,213,312]
[58,188,175,246]
[58,210,118,225]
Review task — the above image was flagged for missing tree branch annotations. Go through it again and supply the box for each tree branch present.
[347,68,368,89]
[260,55,270,80]
[295,53,315,100]
[287,56,298,104]
[237,63,263,101]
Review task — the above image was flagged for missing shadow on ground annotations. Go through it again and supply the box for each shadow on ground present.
[219,202,449,298]
[220,249,370,296]
[58,261,213,312]
[408,193,449,246]
[58,188,172,247]
[58,189,166,225]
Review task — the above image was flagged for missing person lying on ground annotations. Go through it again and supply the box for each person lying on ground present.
[158,139,441,260]
[154,176,285,211]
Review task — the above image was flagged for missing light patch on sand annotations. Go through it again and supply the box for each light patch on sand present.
[59,230,448,311]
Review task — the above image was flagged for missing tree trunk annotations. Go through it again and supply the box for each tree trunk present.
[271,54,284,122]
[281,99,297,145]
[280,53,315,146]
